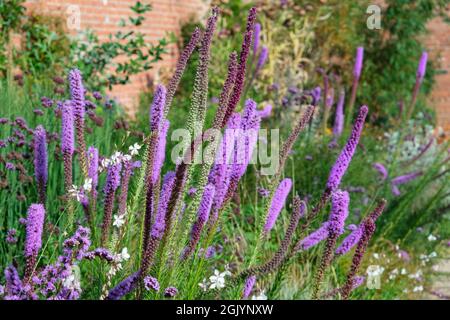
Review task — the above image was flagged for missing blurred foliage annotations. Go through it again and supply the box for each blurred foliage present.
[306,0,449,123]
[0,1,169,92]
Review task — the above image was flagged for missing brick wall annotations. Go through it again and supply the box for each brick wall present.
[24,0,208,115]
[425,16,450,134]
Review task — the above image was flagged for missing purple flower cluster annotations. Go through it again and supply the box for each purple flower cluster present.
[151,171,176,239]
[144,276,160,292]
[149,84,166,131]
[327,190,349,235]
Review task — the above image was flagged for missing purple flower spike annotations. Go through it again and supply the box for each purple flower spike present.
[61,101,74,155]
[298,222,330,251]
[150,84,166,132]
[68,69,85,119]
[152,120,170,184]
[253,23,261,55]
[373,162,388,180]
[353,47,364,79]
[242,275,256,298]
[182,184,215,260]
[328,190,349,235]
[335,225,363,255]
[106,272,139,300]
[333,90,345,137]
[264,178,292,233]
[258,104,272,118]
[326,105,368,190]
[391,171,422,186]
[104,163,122,194]
[256,46,268,71]
[24,204,45,258]
[87,147,99,190]
[33,125,48,204]
[416,51,428,83]
[311,86,321,106]
[151,171,176,239]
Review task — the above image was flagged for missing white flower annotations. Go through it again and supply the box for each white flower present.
[366,265,384,277]
[209,270,226,289]
[83,178,93,192]
[63,266,81,291]
[111,151,123,164]
[129,143,141,156]
[251,291,267,300]
[428,251,437,258]
[101,158,111,169]
[401,268,408,275]
[199,278,208,292]
[123,154,132,162]
[373,253,380,260]
[68,185,83,202]
[427,234,437,242]
[113,215,125,228]
[413,286,423,292]
[119,247,130,261]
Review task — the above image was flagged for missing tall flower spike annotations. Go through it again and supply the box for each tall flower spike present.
[61,102,74,193]
[256,46,268,72]
[106,272,139,300]
[242,275,256,299]
[341,199,386,299]
[164,27,201,117]
[296,222,329,251]
[87,147,99,192]
[186,7,219,137]
[182,184,215,260]
[416,51,428,83]
[373,162,388,181]
[151,171,176,239]
[24,204,45,280]
[68,68,88,175]
[212,51,238,128]
[312,190,350,299]
[152,120,170,184]
[222,7,257,127]
[335,225,364,256]
[101,162,122,245]
[239,196,306,279]
[253,23,261,56]
[263,178,292,234]
[117,160,133,217]
[332,89,345,138]
[353,47,364,80]
[327,105,368,190]
[258,104,272,119]
[33,125,48,205]
[149,84,166,132]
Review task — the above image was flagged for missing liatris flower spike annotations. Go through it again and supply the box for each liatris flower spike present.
[312,190,350,299]
[258,104,272,119]
[149,84,166,132]
[353,47,364,80]
[253,23,261,56]
[152,120,170,184]
[24,204,45,280]
[390,171,422,196]
[61,102,74,193]
[68,68,88,175]
[327,105,368,191]
[335,225,364,256]
[332,89,345,138]
[106,272,139,300]
[296,222,330,251]
[101,162,122,245]
[182,184,215,259]
[256,46,268,72]
[242,275,256,299]
[373,162,388,181]
[263,178,292,234]
[151,171,176,239]
[416,51,428,83]
[33,125,48,205]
